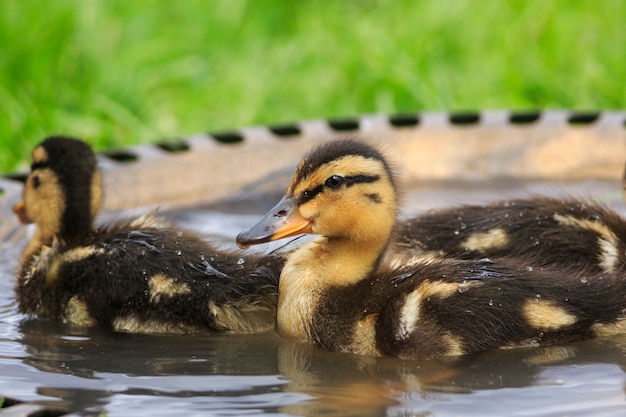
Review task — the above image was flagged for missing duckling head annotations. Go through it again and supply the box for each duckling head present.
[237,139,398,251]
[13,136,102,245]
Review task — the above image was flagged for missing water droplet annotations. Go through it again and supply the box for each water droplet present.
[177,231,183,237]
[237,258,245,265]
[527,266,534,272]
[199,254,206,261]
[535,293,542,301]
[453,230,460,235]
[142,269,147,275]
[141,249,146,256]
[457,284,469,294]
[175,250,182,256]
[580,276,588,284]
[488,299,494,306]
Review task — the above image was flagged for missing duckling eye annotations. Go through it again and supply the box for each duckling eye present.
[32,175,41,189]
[324,175,345,190]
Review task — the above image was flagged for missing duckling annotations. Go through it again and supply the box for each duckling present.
[390,197,626,274]
[237,139,626,359]
[14,136,283,334]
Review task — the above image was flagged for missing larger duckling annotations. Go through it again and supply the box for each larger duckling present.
[237,139,626,359]
[14,136,283,334]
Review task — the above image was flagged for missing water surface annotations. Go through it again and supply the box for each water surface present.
[2,179,626,416]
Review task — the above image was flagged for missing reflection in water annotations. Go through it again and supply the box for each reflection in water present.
[18,319,282,378]
[276,336,626,416]
[14,315,626,416]
[2,180,626,416]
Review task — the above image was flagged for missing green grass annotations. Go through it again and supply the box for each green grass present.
[1,0,624,173]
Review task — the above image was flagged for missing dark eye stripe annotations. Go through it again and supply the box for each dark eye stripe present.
[31,161,49,171]
[344,174,379,187]
[299,184,324,205]
[298,174,380,205]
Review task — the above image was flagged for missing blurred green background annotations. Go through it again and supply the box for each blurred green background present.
[1,0,624,173]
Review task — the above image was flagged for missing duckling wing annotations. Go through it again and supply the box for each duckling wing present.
[376,258,626,359]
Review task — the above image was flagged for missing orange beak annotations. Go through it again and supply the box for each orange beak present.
[236,196,312,249]
[13,201,33,224]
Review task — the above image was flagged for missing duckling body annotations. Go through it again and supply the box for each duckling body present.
[392,198,626,274]
[15,137,283,334]
[292,256,626,358]
[237,139,626,359]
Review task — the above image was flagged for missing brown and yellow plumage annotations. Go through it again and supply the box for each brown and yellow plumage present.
[15,137,283,334]
[391,197,626,274]
[237,138,626,359]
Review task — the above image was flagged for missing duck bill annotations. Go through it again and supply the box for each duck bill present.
[236,196,312,249]
[13,201,33,224]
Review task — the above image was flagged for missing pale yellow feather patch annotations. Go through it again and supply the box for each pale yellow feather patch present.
[113,315,199,334]
[591,321,626,337]
[47,245,106,285]
[129,210,171,229]
[31,146,48,164]
[382,250,443,273]
[148,273,191,303]
[397,287,423,341]
[64,296,95,326]
[522,299,577,330]
[553,213,620,273]
[348,314,382,356]
[441,333,465,356]
[461,228,509,252]
[396,280,468,341]
[90,169,103,218]
[208,301,275,333]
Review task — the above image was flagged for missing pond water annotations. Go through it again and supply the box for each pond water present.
[2,179,626,417]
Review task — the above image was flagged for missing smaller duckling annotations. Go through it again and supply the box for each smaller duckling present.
[390,197,626,274]
[237,139,626,359]
[14,136,283,334]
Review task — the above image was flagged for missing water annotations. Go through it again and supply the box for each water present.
[2,179,626,416]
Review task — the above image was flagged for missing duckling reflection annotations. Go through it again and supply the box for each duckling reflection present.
[14,137,283,334]
[275,334,626,416]
[18,317,282,378]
